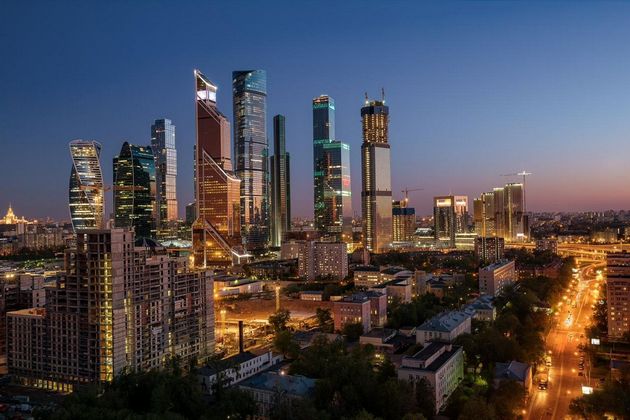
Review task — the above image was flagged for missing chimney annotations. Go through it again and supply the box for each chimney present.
[238,320,244,354]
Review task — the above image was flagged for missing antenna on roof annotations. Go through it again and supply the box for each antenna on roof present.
[381,87,385,101]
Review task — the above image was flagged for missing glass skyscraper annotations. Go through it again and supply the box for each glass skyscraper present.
[151,118,177,228]
[193,69,244,268]
[232,70,269,252]
[270,114,291,247]
[312,95,352,241]
[68,139,104,232]
[113,142,157,238]
[361,96,392,253]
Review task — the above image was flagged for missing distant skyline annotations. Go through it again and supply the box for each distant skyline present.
[2,1,630,220]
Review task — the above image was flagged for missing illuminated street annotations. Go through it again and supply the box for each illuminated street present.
[526,259,605,419]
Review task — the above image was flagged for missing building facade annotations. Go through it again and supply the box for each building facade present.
[270,114,291,247]
[151,118,178,227]
[434,196,469,248]
[607,252,630,338]
[113,142,157,238]
[479,260,516,296]
[392,199,416,242]
[233,70,269,251]
[192,69,244,268]
[312,95,352,241]
[361,96,392,253]
[474,236,505,263]
[68,140,104,232]
[294,240,348,281]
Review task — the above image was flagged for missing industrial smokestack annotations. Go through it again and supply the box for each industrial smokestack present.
[238,320,244,354]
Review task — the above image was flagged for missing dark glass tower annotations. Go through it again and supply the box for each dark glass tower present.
[312,95,352,241]
[113,142,157,238]
[151,118,177,229]
[270,115,291,247]
[232,70,269,252]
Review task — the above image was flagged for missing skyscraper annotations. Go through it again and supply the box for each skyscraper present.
[151,119,178,227]
[68,140,104,232]
[113,142,157,238]
[475,184,526,242]
[193,69,244,268]
[270,115,291,247]
[312,95,352,241]
[434,195,469,248]
[392,199,416,242]
[473,192,496,237]
[361,94,392,253]
[232,70,269,252]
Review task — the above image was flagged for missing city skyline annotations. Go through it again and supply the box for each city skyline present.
[3,1,630,221]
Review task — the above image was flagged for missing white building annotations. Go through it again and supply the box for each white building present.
[398,342,464,412]
[213,275,264,297]
[479,260,516,297]
[416,311,471,345]
[198,351,282,394]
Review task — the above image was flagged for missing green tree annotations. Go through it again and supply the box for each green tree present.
[269,309,291,332]
[316,307,333,332]
[273,329,300,359]
[458,396,496,420]
[490,380,526,420]
[342,322,364,341]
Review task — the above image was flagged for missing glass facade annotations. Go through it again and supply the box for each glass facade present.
[193,69,243,268]
[312,95,352,240]
[113,142,157,238]
[68,140,104,232]
[151,118,177,227]
[433,195,469,248]
[361,99,392,253]
[270,115,291,247]
[232,70,269,251]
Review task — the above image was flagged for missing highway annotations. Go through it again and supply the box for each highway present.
[525,259,605,419]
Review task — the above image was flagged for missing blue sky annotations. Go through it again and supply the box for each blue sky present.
[2,1,630,220]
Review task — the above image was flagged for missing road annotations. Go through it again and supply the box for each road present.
[525,259,605,420]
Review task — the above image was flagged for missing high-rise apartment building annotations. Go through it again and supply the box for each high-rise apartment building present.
[434,196,469,248]
[312,95,352,241]
[233,70,269,251]
[392,199,416,242]
[68,140,104,232]
[607,252,630,338]
[474,236,505,263]
[479,260,516,296]
[270,115,291,247]
[192,69,244,268]
[151,119,178,227]
[473,192,496,237]
[6,229,214,391]
[361,95,392,253]
[473,184,527,242]
[113,142,157,238]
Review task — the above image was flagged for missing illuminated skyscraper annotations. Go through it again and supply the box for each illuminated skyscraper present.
[193,69,244,268]
[113,142,157,238]
[68,140,104,232]
[392,200,416,242]
[361,94,392,253]
[504,183,526,240]
[434,195,469,248]
[312,95,352,241]
[473,192,496,237]
[232,70,269,251]
[151,118,178,227]
[270,115,291,247]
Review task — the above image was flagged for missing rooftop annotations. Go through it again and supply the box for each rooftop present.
[480,260,514,271]
[239,372,315,396]
[494,361,530,382]
[418,311,470,333]
[198,351,263,376]
[404,342,463,372]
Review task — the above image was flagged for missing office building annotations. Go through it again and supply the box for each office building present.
[474,236,505,263]
[434,195,469,248]
[270,115,291,247]
[185,202,196,225]
[233,70,269,251]
[113,142,157,238]
[398,342,464,413]
[312,95,352,241]
[479,260,516,296]
[392,199,416,242]
[68,140,104,232]
[293,240,348,281]
[151,118,178,227]
[473,192,496,237]
[607,252,630,338]
[192,69,244,268]
[361,94,392,253]
[7,229,214,390]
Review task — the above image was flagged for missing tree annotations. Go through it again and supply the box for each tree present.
[273,329,300,359]
[342,322,364,341]
[458,396,496,420]
[269,309,291,332]
[490,380,526,420]
[316,307,333,332]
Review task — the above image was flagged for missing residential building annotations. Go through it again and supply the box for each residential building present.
[473,192,496,237]
[295,241,348,280]
[536,238,558,254]
[192,69,243,268]
[494,361,533,394]
[462,295,496,321]
[270,115,291,247]
[393,199,416,242]
[416,311,471,345]
[333,293,372,333]
[353,265,382,288]
[474,236,505,263]
[239,371,316,418]
[359,328,405,354]
[151,118,178,227]
[361,94,392,253]
[113,142,157,238]
[479,260,516,296]
[607,252,630,338]
[369,277,413,304]
[233,70,269,251]
[434,195,468,248]
[368,291,388,328]
[398,342,464,413]
[312,95,352,241]
[68,140,104,232]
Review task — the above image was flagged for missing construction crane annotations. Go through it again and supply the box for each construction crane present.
[401,187,424,205]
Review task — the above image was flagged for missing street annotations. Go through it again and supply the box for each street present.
[526,259,605,420]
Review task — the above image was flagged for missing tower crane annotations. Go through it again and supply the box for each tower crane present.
[401,187,424,205]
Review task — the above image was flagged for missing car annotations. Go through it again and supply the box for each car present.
[579,365,584,370]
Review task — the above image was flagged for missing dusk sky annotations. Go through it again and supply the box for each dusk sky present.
[2,1,630,221]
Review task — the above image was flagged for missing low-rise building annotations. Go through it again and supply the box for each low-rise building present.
[479,260,516,296]
[239,371,316,418]
[416,311,471,345]
[535,238,558,255]
[398,342,464,413]
[353,265,381,288]
[213,275,264,297]
[198,351,282,394]
[359,328,406,354]
[494,361,533,394]
[332,291,386,333]
[369,277,413,304]
[299,290,324,301]
[462,295,496,321]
